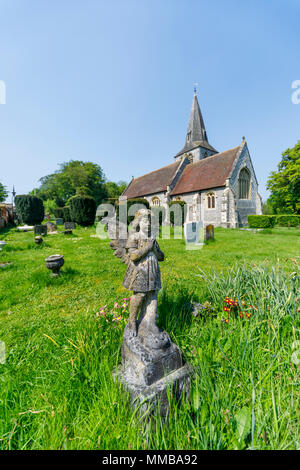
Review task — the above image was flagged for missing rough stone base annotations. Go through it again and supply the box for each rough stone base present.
[115,324,192,419]
[116,363,191,418]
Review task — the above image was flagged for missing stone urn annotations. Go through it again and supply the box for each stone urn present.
[35,236,43,245]
[45,254,64,277]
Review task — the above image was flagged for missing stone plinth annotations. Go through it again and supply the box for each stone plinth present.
[116,325,191,418]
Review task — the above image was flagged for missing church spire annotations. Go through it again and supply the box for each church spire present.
[174,90,218,159]
[185,90,208,146]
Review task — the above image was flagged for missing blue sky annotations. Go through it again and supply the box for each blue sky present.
[0,0,299,202]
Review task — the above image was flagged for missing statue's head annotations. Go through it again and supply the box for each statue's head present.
[132,209,154,238]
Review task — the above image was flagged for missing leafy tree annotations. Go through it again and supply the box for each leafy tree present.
[267,141,300,214]
[44,199,57,215]
[262,198,274,215]
[33,160,107,206]
[103,180,127,200]
[0,182,8,202]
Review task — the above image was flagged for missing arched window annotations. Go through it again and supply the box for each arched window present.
[206,192,216,209]
[239,168,251,199]
[151,196,160,206]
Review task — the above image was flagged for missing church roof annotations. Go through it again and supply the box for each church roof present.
[122,160,181,199]
[175,92,217,157]
[171,145,241,195]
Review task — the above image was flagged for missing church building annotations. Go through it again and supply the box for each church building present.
[122,91,262,227]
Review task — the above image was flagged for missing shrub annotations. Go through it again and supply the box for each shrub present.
[275,215,300,227]
[63,206,72,223]
[69,196,96,226]
[44,199,57,216]
[53,207,64,219]
[151,205,166,226]
[248,215,276,228]
[15,195,44,225]
[169,201,186,226]
[117,198,150,225]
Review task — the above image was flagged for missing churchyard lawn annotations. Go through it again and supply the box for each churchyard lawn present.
[0,225,299,450]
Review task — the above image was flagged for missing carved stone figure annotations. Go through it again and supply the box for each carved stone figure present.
[108,208,191,418]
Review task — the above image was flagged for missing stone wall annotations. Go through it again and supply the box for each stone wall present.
[174,145,216,163]
[229,143,259,226]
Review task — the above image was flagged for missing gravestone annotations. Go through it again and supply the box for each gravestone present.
[34,225,47,236]
[204,224,214,241]
[184,221,204,250]
[56,218,64,225]
[65,222,76,230]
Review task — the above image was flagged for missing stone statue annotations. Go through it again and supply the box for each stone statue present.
[108,208,191,417]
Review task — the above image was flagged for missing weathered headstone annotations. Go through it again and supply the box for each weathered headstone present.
[184,221,204,250]
[204,224,214,241]
[64,222,76,230]
[109,209,191,419]
[56,218,64,225]
[34,225,47,236]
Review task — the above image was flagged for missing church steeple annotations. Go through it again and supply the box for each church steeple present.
[174,90,217,160]
[185,91,208,146]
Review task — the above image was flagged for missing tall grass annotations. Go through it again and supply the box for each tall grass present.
[1,258,298,449]
[0,226,299,449]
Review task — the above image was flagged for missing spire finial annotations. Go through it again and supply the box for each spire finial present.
[194,82,198,94]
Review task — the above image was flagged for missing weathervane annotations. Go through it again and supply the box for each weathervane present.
[194,82,198,94]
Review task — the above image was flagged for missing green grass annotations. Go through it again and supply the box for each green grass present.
[0,225,299,449]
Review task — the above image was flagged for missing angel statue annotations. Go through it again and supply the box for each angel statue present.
[109,208,170,350]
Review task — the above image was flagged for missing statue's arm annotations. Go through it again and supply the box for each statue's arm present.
[129,239,154,262]
[153,240,164,261]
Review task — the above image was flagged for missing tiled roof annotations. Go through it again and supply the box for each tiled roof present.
[171,145,241,195]
[122,160,181,199]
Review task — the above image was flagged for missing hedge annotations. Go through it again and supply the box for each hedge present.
[15,195,44,225]
[275,215,300,227]
[53,207,64,219]
[69,196,96,226]
[151,205,166,226]
[248,215,276,228]
[117,198,150,225]
[63,206,72,223]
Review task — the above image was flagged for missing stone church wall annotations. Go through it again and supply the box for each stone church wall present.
[229,144,259,226]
